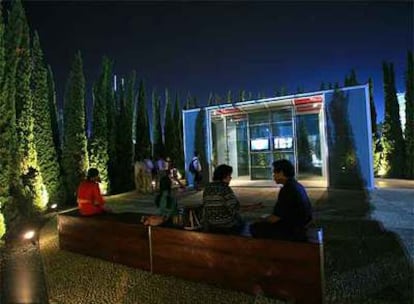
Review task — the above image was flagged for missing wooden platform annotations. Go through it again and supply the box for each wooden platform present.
[58,210,324,303]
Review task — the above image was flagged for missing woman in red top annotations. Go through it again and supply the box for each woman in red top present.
[77,168,106,216]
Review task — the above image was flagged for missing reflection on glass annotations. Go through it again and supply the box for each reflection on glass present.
[274,137,293,150]
[273,152,295,164]
[250,125,270,138]
[251,138,269,151]
[272,122,292,136]
[271,109,291,122]
[251,152,271,166]
[249,111,269,124]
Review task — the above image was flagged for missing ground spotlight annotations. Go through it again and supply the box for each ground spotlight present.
[23,230,37,245]
[50,203,58,210]
[23,230,35,240]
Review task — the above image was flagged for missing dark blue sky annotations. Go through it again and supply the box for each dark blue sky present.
[23,1,413,123]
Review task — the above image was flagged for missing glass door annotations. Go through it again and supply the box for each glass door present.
[249,111,272,179]
[271,107,295,169]
[226,115,248,178]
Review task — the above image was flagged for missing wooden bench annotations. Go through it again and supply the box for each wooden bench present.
[150,226,324,304]
[58,210,324,303]
[58,210,151,270]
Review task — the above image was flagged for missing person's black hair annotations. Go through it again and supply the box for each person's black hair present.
[87,168,99,180]
[212,164,233,181]
[159,175,172,193]
[194,151,199,157]
[272,159,295,178]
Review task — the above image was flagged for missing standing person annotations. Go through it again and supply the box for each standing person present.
[143,156,157,191]
[201,164,244,234]
[77,168,109,216]
[156,155,168,178]
[249,159,313,241]
[189,151,202,191]
[142,156,155,192]
[167,158,186,190]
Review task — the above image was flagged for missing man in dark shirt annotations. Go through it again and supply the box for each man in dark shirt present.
[250,159,312,241]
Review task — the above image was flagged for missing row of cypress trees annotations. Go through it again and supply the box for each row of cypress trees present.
[338,55,414,180]
[0,0,64,236]
[0,0,187,238]
[380,52,414,179]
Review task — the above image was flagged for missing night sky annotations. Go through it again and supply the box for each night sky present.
[22,1,413,123]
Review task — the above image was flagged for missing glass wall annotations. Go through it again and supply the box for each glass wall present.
[249,108,295,179]
[296,113,323,178]
[210,103,323,181]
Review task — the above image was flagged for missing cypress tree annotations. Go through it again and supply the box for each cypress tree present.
[62,51,89,204]
[46,65,61,158]
[214,93,222,105]
[88,57,111,194]
[0,3,7,237]
[327,88,364,189]
[296,86,304,94]
[164,88,175,158]
[381,62,405,177]
[15,3,47,215]
[345,69,359,87]
[226,90,232,103]
[114,71,134,193]
[368,78,377,135]
[369,77,381,176]
[134,79,150,161]
[194,107,209,184]
[32,31,64,207]
[152,89,163,158]
[344,76,350,87]
[207,92,214,106]
[185,92,198,109]
[239,90,246,101]
[173,93,184,172]
[349,69,358,85]
[405,51,414,178]
[320,82,326,90]
[1,0,23,228]
[297,120,312,172]
[106,70,117,193]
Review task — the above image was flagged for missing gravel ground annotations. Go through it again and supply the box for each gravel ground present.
[38,187,414,304]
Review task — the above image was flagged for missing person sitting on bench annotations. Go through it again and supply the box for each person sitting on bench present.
[77,168,110,216]
[142,175,178,226]
[201,164,244,234]
[249,159,312,241]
